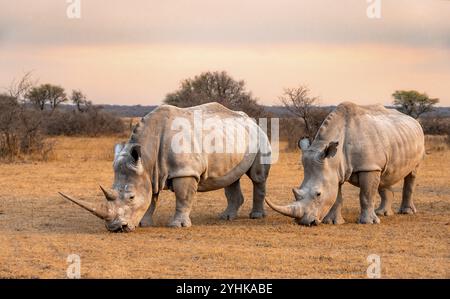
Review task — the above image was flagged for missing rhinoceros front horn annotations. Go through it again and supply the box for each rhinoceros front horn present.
[265,198,305,219]
[58,192,111,220]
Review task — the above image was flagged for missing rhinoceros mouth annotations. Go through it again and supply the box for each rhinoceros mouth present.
[106,223,134,233]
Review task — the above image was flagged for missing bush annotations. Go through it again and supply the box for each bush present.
[44,108,125,137]
[420,117,450,136]
[0,93,125,161]
[0,94,53,161]
[280,107,331,151]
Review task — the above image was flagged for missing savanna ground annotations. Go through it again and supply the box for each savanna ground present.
[0,137,448,278]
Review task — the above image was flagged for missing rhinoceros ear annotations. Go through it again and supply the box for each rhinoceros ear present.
[129,144,141,163]
[114,143,125,159]
[298,137,310,151]
[321,141,339,159]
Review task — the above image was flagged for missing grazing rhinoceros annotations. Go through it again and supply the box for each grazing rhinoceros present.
[266,102,425,225]
[60,102,271,232]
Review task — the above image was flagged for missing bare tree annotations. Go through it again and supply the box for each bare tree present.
[7,71,37,103]
[279,85,319,137]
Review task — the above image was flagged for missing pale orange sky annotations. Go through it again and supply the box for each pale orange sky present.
[0,0,449,106]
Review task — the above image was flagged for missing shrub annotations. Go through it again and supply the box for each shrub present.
[44,107,125,137]
[280,107,331,151]
[420,117,450,136]
[0,94,53,161]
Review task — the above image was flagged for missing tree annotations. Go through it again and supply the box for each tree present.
[7,71,37,103]
[164,71,262,116]
[26,84,67,111]
[392,90,439,119]
[71,89,92,112]
[279,85,319,137]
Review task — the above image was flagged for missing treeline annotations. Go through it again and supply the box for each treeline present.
[0,73,124,161]
[1,70,447,160]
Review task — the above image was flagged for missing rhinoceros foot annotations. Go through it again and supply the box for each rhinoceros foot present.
[168,215,192,228]
[219,210,238,221]
[358,211,380,224]
[375,207,394,216]
[139,218,154,227]
[322,211,345,225]
[249,210,266,219]
[398,205,416,214]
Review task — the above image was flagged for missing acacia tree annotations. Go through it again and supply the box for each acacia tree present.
[27,84,67,111]
[164,71,262,117]
[279,85,319,137]
[392,90,439,119]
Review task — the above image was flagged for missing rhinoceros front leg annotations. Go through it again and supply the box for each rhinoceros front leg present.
[375,187,394,216]
[168,177,198,228]
[139,193,159,227]
[358,171,381,224]
[322,184,345,224]
[220,180,244,220]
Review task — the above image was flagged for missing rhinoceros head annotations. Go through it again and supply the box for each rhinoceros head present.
[266,137,340,226]
[59,142,151,232]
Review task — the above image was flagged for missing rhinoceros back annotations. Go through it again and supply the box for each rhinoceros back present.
[314,102,424,186]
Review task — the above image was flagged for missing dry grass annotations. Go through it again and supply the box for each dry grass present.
[425,135,449,153]
[0,137,448,278]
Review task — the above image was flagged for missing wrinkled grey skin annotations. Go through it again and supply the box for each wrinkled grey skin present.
[266,102,425,225]
[60,103,271,232]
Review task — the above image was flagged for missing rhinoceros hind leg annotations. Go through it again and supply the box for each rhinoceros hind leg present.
[358,171,381,224]
[375,187,394,216]
[168,177,197,228]
[220,180,244,220]
[249,181,267,219]
[247,157,270,219]
[323,184,345,224]
[398,170,417,214]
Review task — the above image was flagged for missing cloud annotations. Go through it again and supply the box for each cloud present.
[0,0,449,48]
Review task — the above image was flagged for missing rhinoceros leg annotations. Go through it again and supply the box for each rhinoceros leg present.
[399,170,417,214]
[168,177,198,228]
[139,193,159,227]
[246,156,269,219]
[322,184,345,224]
[358,171,381,224]
[249,181,266,219]
[220,180,244,220]
[375,187,394,216]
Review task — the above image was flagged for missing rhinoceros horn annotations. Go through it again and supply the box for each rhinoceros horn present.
[58,192,111,220]
[99,185,118,202]
[265,198,305,219]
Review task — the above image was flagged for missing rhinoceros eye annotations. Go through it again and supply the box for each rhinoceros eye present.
[316,192,321,197]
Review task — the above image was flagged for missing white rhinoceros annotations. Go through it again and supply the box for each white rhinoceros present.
[267,102,425,225]
[60,102,271,232]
